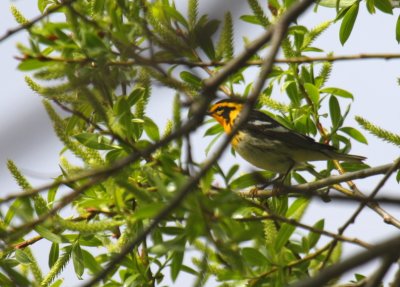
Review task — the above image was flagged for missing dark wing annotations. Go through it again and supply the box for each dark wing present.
[244,110,337,152]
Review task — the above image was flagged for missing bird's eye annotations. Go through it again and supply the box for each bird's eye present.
[215,106,224,113]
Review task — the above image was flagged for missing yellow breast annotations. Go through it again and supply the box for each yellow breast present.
[231,131,244,147]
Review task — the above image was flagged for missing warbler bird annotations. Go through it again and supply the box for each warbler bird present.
[208,99,365,176]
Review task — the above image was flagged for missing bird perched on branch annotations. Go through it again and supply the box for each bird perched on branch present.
[208,99,365,180]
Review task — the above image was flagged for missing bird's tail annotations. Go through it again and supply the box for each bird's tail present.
[329,151,366,162]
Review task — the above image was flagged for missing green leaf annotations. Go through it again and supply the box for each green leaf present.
[287,197,310,219]
[49,279,64,287]
[320,87,354,99]
[180,71,202,89]
[204,123,224,136]
[81,249,102,274]
[38,0,56,13]
[82,30,106,52]
[340,127,368,144]
[15,249,33,264]
[396,170,400,183]
[49,243,59,268]
[170,251,184,281]
[240,15,262,25]
[205,132,222,156]
[196,18,219,59]
[308,219,324,248]
[0,262,31,285]
[339,2,359,45]
[285,81,301,107]
[163,5,188,27]
[304,83,320,105]
[340,161,370,172]
[226,164,240,182]
[275,224,296,252]
[4,199,23,225]
[18,59,55,71]
[35,225,62,243]
[74,133,114,150]
[331,242,342,264]
[374,0,393,14]
[329,96,342,129]
[230,171,274,190]
[275,198,309,251]
[396,15,400,43]
[366,0,376,13]
[318,0,356,8]
[133,203,166,220]
[72,243,84,279]
[0,272,14,287]
[127,88,145,107]
[284,0,296,7]
[143,116,160,141]
[48,179,61,207]
[242,248,268,266]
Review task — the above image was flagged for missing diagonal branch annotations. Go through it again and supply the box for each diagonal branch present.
[364,254,398,287]
[319,157,400,267]
[290,234,400,287]
[0,0,76,43]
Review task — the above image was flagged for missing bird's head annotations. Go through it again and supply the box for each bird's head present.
[208,99,244,133]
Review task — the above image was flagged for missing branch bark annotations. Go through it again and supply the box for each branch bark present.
[291,234,400,287]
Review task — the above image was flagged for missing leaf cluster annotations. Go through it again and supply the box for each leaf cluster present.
[2,0,399,286]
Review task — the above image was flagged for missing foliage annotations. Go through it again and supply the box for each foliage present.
[1,0,400,286]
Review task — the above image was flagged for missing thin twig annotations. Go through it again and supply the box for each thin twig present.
[0,0,76,43]
[338,158,400,228]
[322,158,400,268]
[238,162,400,197]
[240,188,400,206]
[236,214,371,249]
[248,243,332,286]
[13,236,42,249]
[19,53,400,68]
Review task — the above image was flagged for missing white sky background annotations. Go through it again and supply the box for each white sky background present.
[1,0,400,286]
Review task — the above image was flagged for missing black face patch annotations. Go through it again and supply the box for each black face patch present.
[216,106,235,125]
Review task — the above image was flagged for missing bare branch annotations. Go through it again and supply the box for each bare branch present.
[389,264,400,287]
[290,234,400,287]
[237,214,371,249]
[21,53,400,68]
[239,161,400,198]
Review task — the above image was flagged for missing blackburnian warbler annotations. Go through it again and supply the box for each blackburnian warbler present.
[208,99,365,176]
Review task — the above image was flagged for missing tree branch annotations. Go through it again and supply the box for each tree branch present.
[249,243,332,286]
[364,254,398,287]
[290,234,400,287]
[19,53,400,68]
[237,214,371,249]
[0,0,76,43]
[238,161,400,196]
